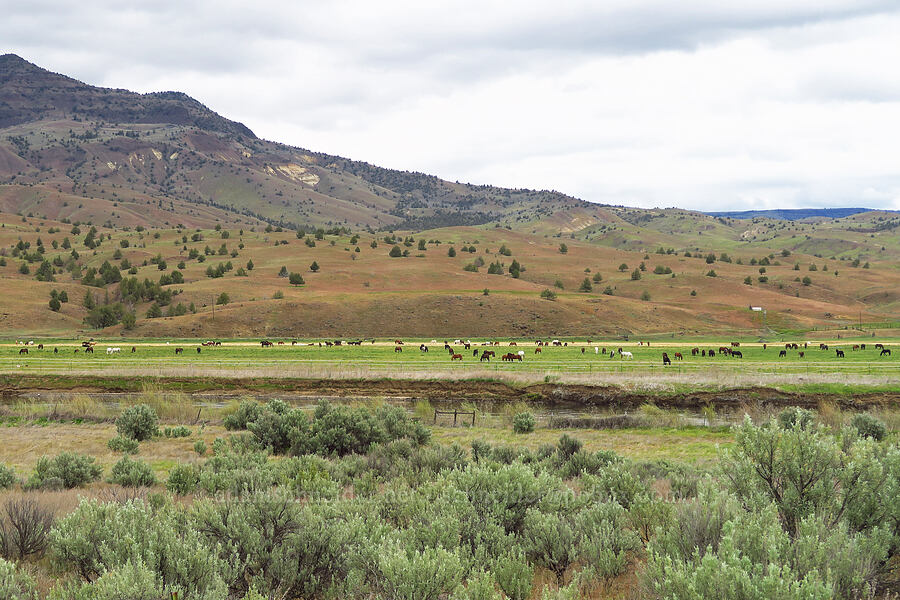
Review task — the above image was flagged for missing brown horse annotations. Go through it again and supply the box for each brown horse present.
[674,352,683,360]
[662,353,671,365]
[535,348,542,354]
[451,353,463,361]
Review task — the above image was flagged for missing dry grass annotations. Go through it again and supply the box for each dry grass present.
[129,381,199,423]
[816,400,846,430]
[0,422,224,478]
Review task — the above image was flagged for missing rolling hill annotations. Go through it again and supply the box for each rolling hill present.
[1,54,899,339]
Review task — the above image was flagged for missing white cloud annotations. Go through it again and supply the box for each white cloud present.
[2,1,899,211]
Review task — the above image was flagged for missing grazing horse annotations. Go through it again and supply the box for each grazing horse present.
[197,347,202,354]
[536,347,543,354]
[106,347,120,355]
[84,346,93,354]
[37,344,43,350]
[836,349,845,358]
[394,339,404,345]
[662,352,671,365]
[701,350,707,357]
[451,353,463,361]
[882,348,892,356]
[731,350,742,358]
[852,345,860,351]
[875,343,885,350]
[799,352,804,358]
[779,350,787,357]
[419,344,429,352]
[464,343,471,350]
[509,342,517,346]
[581,347,585,354]
[175,348,183,355]
[763,344,767,350]
[860,344,866,350]
[261,340,273,347]
[674,352,683,360]
[18,348,28,354]
[620,351,633,359]
[54,347,58,354]
[394,346,403,353]
[731,342,740,347]
[691,347,699,356]
[131,347,136,353]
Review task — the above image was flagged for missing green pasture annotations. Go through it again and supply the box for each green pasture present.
[2,338,896,378]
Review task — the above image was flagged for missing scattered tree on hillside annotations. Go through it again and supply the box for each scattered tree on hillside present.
[389,245,402,258]
[310,261,319,272]
[558,243,568,254]
[578,278,592,292]
[289,273,305,285]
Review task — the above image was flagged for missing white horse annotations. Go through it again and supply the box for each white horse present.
[106,347,121,354]
[620,351,633,359]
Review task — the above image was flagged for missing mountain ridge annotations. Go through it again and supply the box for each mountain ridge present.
[706,208,885,221]
[0,54,609,232]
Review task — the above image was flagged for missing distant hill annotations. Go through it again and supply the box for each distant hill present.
[1,54,899,337]
[0,53,604,231]
[706,208,876,221]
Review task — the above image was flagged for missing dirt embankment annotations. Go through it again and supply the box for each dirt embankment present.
[2,375,898,410]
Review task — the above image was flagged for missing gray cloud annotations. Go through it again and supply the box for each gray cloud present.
[2,1,900,211]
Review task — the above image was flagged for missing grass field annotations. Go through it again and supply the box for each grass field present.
[3,338,896,387]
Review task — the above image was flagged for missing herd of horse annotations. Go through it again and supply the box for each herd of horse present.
[10,338,895,363]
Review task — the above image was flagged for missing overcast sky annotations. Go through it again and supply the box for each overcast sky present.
[3,1,900,211]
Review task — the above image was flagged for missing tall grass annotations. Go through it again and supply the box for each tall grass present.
[816,400,845,430]
[129,382,197,423]
[636,404,684,428]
